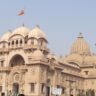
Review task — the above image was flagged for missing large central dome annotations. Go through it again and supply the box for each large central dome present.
[70,33,91,55]
[11,26,30,37]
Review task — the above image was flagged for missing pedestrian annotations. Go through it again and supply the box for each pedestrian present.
[18,94,25,96]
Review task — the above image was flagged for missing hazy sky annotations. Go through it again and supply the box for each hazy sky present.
[0,0,96,55]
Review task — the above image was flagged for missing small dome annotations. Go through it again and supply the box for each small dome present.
[47,53,59,64]
[32,50,44,60]
[0,32,11,42]
[11,26,29,37]
[70,33,91,55]
[47,54,54,59]
[28,25,46,40]
[47,53,57,60]
[64,54,82,65]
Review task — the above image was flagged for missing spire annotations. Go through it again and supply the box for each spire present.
[71,32,91,55]
[8,29,12,32]
[78,32,83,38]
[22,23,25,27]
[36,24,40,29]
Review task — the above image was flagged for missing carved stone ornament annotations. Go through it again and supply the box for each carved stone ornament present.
[14,73,20,82]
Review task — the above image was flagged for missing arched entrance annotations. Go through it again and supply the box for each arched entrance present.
[46,79,51,96]
[9,54,25,67]
[13,83,19,95]
[8,55,25,95]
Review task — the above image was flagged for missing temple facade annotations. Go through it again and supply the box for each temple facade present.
[0,25,95,96]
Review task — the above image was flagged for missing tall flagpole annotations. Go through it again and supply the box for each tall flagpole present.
[18,8,25,26]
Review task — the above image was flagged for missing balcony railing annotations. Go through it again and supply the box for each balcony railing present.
[24,45,50,52]
[0,65,28,72]
[0,67,10,72]
[0,48,9,53]
[0,45,50,52]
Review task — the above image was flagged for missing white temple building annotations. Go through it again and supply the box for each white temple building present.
[0,25,95,96]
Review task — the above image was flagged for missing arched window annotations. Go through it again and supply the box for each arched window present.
[3,44,5,48]
[39,39,44,46]
[25,40,27,44]
[12,41,14,45]
[41,41,43,46]
[20,39,22,44]
[8,42,10,46]
[16,40,18,45]
[10,55,25,67]
[31,39,34,45]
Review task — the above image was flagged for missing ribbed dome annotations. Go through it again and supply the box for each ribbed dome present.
[32,50,44,60]
[11,26,29,37]
[28,25,46,40]
[0,32,11,42]
[70,33,91,55]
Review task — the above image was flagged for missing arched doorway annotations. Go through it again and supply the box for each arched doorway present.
[12,83,19,95]
[46,79,51,96]
[9,54,25,67]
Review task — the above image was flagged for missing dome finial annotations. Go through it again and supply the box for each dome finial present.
[36,24,40,29]
[8,29,12,32]
[78,32,83,38]
[22,23,25,27]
